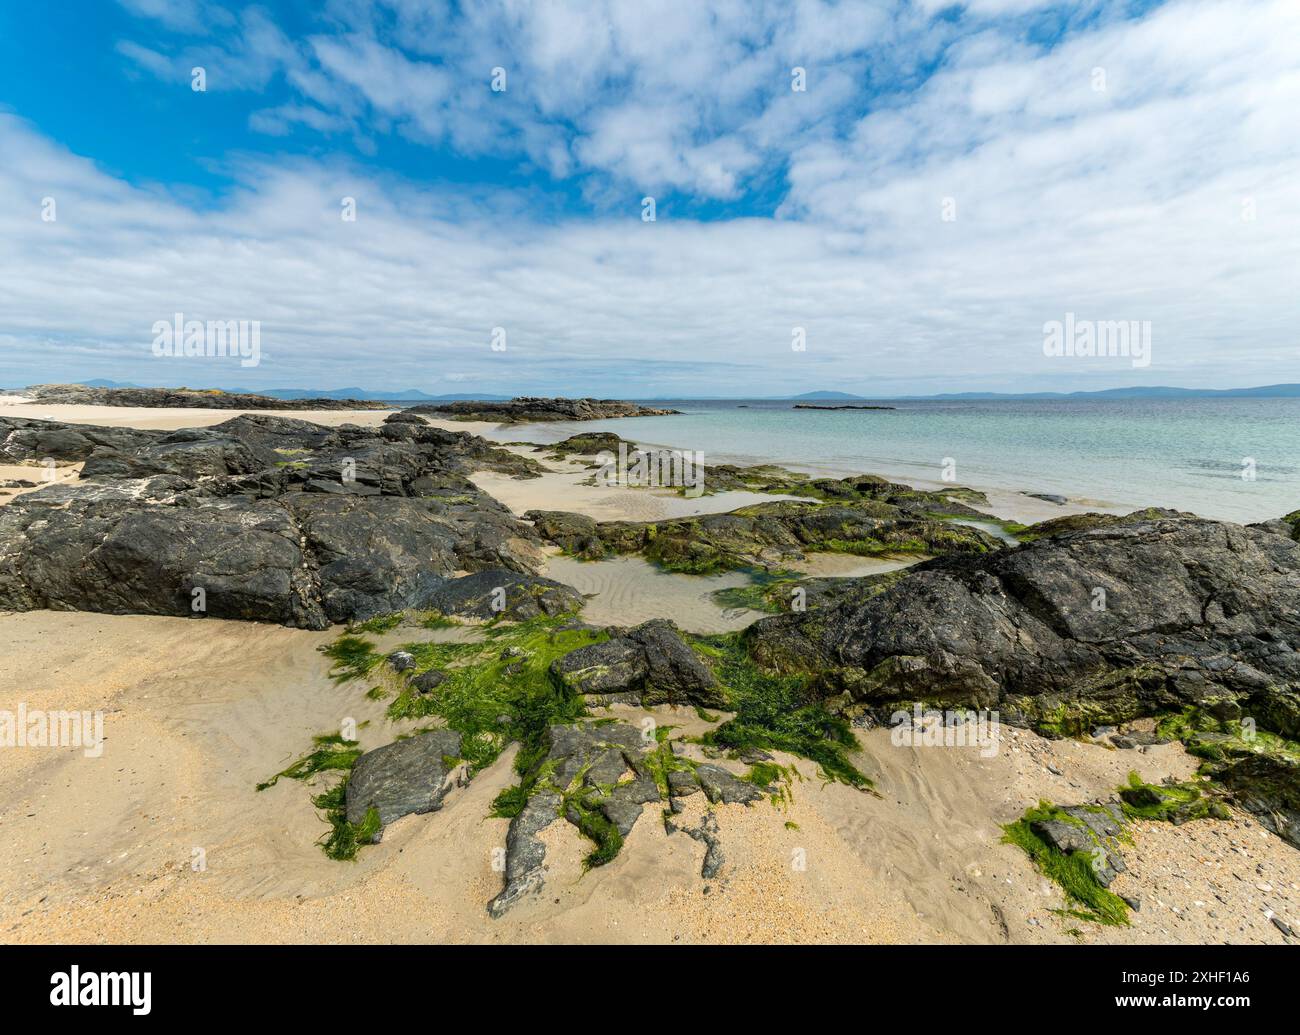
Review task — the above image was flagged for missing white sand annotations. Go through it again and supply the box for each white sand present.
[2,609,1295,944]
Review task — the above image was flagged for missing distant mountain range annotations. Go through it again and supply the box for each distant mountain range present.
[41,379,1300,402]
[74,379,512,402]
[901,384,1300,401]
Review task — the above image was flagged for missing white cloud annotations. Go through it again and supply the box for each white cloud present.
[6,0,1300,395]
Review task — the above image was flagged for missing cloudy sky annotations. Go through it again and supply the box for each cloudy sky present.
[0,0,1296,397]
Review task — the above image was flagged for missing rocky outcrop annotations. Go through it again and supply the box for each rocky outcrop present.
[345,730,465,839]
[527,498,1002,574]
[744,515,1300,738]
[14,383,389,410]
[550,619,725,707]
[488,721,758,916]
[408,397,679,422]
[426,569,585,620]
[0,414,559,628]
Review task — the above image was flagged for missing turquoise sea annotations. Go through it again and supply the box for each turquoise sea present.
[499,398,1300,525]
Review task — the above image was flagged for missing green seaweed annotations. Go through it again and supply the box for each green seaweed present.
[319,635,382,683]
[1118,771,1229,822]
[1001,801,1130,926]
[348,612,406,634]
[690,633,872,789]
[256,732,362,791]
[312,782,381,861]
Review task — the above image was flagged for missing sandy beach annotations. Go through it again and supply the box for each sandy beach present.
[2,608,1296,945]
[1,404,1296,945]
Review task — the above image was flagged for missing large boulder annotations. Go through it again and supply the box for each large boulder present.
[745,516,1300,735]
[0,415,559,628]
[0,488,328,627]
[550,619,725,707]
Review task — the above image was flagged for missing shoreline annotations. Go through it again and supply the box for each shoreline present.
[0,401,1123,526]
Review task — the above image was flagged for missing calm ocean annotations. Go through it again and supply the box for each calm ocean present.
[496,397,1300,525]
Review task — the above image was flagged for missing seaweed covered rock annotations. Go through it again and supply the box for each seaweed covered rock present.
[345,729,465,839]
[745,516,1300,738]
[427,569,584,620]
[545,431,625,456]
[488,721,757,915]
[550,619,725,707]
[1018,507,1193,542]
[1030,803,1128,887]
[527,498,1001,574]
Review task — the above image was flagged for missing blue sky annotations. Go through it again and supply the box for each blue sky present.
[0,0,1296,396]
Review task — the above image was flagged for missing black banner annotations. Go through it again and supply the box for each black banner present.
[0,943,1286,1020]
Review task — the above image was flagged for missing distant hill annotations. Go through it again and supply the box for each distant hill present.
[915,384,1300,401]
[60,380,512,402]
[782,390,866,400]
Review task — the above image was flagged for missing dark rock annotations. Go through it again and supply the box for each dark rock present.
[344,729,464,837]
[744,516,1300,740]
[487,791,561,918]
[527,497,1001,572]
[667,810,725,878]
[427,569,584,621]
[548,432,624,455]
[695,764,764,805]
[408,397,678,422]
[550,619,724,707]
[1205,750,1300,849]
[16,383,389,410]
[0,414,568,629]
[410,669,447,693]
[667,769,701,798]
[1030,804,1128,887]
[388,650,415,673]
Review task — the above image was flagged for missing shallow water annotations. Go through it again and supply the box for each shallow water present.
[493,397,1300,524]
